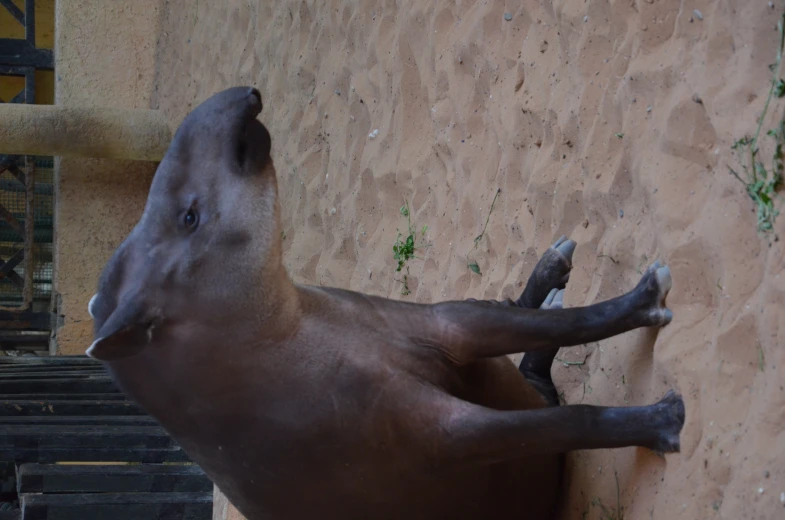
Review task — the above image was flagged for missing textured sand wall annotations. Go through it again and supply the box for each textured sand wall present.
[152,1,785,518]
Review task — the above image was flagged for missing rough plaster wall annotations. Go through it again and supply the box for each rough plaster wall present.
[52,0,161,354]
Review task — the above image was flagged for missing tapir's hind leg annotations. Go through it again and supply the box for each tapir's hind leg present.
[517,236,576,401]
[439,389,685,460]
[463,236,576,405]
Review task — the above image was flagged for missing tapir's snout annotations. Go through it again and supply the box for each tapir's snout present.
[247,87,262,111]
[169,86,271,173]
[186,86,263,127]
[222,85,262,119]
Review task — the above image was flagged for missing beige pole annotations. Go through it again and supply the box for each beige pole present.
[0,104,172,161]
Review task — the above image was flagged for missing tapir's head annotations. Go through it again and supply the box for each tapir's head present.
[87,87,281,361]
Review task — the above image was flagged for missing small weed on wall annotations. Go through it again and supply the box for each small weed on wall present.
[392,200,429,295]
[729,9,785,236]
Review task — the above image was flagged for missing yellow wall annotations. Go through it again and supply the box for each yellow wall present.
[53,0,160,354]
[0,0,55,105]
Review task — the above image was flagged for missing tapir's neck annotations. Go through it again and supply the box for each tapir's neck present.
[105,246,302,413]
[256,262,301,340]
[103,269,300,439]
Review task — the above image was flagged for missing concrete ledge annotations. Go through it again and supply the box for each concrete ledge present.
[0,104,171,161]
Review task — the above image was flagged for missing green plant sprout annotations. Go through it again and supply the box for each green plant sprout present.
[392,200,429,272]
[729,10,785,234]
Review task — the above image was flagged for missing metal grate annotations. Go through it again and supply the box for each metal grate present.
[0,157,52,310]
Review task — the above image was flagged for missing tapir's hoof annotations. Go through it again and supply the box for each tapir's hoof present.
[649,390,685,453]
[518,236,577,309]
[552,235,577,262]
[539,236,576,285]
[636,260,673,327]
[540,288,565,310]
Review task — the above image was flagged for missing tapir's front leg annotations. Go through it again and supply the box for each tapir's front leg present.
[438,390,685,459]
[428,261,672,363]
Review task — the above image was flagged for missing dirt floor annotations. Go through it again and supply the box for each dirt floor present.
[152,1,784,518]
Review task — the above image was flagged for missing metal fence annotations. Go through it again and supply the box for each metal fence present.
[0,0,56,351]
[0,156,52,310]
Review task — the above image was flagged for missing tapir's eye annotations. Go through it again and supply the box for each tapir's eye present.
[183,208,199,231]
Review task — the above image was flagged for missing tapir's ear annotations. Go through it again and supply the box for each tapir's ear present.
[86,295,157,361]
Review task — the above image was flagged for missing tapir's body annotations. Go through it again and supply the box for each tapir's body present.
[88,87,684,520]
[107,287,561,518]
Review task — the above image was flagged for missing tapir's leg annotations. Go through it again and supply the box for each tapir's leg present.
[440,390,685,460]
[516,236,576,384]
[464,236,574,310]
[462,236,575,405]
[516,236,575,309]
[520,289,564,406]
[430,261,672,362]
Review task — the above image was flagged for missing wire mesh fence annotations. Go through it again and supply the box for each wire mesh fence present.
[0,156,53,311]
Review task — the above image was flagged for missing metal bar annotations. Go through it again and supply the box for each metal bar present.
[0,248,24,275]
[0,202,24,236]
[3,343,48,351]
[0,354,94,364]
[0,393,126,401]
[20,491,211,518]
[0,378,116,394]
[24,0,34,45]
[0,179,51,195]
[0,64,30,76]
[0,0,24,25]
[24,66,34,104]
[17,463,210,494]
[0,370,107,378]
[0,310,51,330]
[2,415,157,425]
[0,253,25,289]
[0,372,109,380]
[0,424,172,448]
[0,399,142,417]
[0,446,190,464]
[2,274,25,289]
[0,155,26,186]
[0,228,51,244]
[22,156,34,308]
[0,297,54,309]
[0,365,105,373]
[0,212,47,224]
[0,39,53,69]
[3,274,25,289]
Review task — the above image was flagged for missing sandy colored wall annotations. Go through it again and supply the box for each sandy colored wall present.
[155,1,784,519]
[52,0,161,354]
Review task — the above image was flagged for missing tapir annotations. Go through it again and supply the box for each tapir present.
[87,87,684,519]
